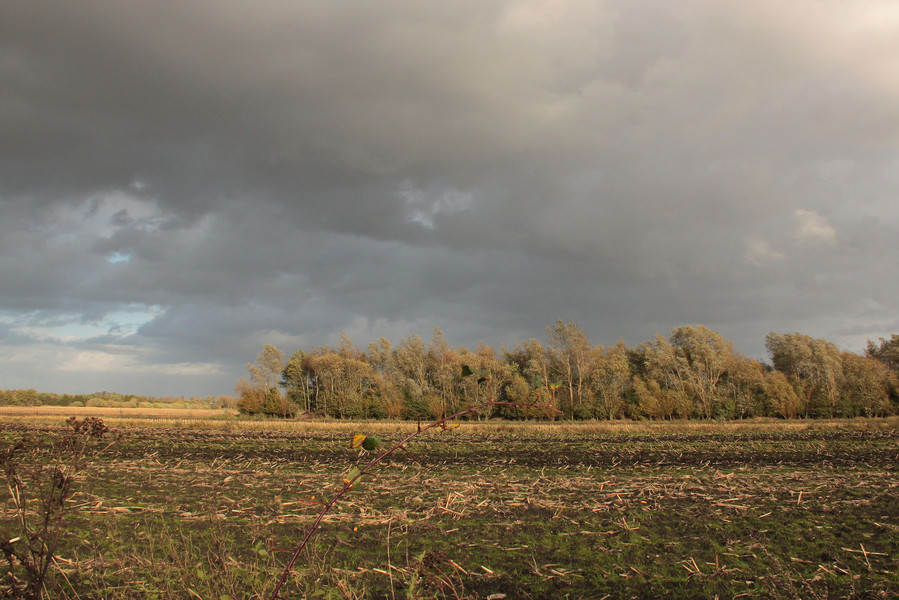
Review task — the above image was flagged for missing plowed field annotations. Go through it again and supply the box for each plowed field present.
[2,420,897,599]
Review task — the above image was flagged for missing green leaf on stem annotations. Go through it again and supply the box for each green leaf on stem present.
[342,466,361,488]
[361,434,381,452]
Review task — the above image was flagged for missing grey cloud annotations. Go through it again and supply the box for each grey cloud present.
[2,1,898,394]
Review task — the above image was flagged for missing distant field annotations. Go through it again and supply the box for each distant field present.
[1,416,897,598]
[0,404,238,423]
[2,405,897,433]
[0,404,236,417]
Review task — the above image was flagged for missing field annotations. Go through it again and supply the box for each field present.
[1,413,897,599]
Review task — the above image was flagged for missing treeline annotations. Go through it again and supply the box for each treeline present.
[0,389,238,410]
[236,322,899,420]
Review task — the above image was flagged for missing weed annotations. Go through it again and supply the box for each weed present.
[1,417,112,599]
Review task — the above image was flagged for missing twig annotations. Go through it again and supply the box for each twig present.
[268,398,559,598]
[386,518,395,600]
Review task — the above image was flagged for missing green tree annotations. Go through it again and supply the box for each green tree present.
[12,389,39,407]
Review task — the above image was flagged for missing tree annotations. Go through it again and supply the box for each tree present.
[235,377,266,414]
[866,334,899,372]
[247,345,285,390]
[425,327,462,419]
[303,350,340,417]
[669,325,734,419]
[367,337,404,419]
[12,389,39,407]
[456,343,512,420]
[590,340,631,419]
[765,370,802,419]
[723,355,767,418]
[638,335,691,417]
[238,345,293,416]
[839,352,895,417]
[282,350,311,413]
[334,354,378,418]
[631,375,689,420]
[766,332,843,417]
[547,320,592,419]
[503,339,555,417]
[394,334,429,417]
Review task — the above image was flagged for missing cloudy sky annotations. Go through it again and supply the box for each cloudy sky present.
[2,1,898,397]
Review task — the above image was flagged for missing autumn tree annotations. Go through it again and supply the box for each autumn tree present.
[637,335,692,418]
[866,334,899,372]
[765,370,802,419]
[590,340,631,419]
[504,340,550,400]
[282,350,311,412]
[237,344,293,416]
[503,339,555,418]
[766,332,843,417]
[456,343,518,420]
[667,325,735,419]
[367,337,404,419]
[546,320,592,418]
[425,327,462,419]
[723,355,767,418]
[839,352,895,416]
[631,375,689,420]
[239,323,897,421]
[394,334,430,417]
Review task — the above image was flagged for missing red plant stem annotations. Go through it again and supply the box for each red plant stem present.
[268,398,558,599]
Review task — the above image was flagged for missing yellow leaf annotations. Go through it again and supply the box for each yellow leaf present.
[351,433,367,449]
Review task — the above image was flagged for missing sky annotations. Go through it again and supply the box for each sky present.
[2,1,898,397]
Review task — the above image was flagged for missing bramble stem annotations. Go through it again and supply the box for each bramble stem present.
[268,398,558,599]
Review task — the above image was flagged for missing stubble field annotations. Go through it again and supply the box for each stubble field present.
[1,415,897,599]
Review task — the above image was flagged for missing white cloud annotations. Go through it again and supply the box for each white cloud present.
[2,1,898,396]
[793,209,836,244]
[744,236,785,266]
[57,350,224,376]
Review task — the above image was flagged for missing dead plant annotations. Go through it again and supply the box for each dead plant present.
[1,417,113,599]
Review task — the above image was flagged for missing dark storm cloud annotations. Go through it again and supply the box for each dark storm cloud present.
[2,0,898,394]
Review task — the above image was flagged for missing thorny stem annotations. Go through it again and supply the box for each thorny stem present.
[1,418,112,600]
[268,398,559,599]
